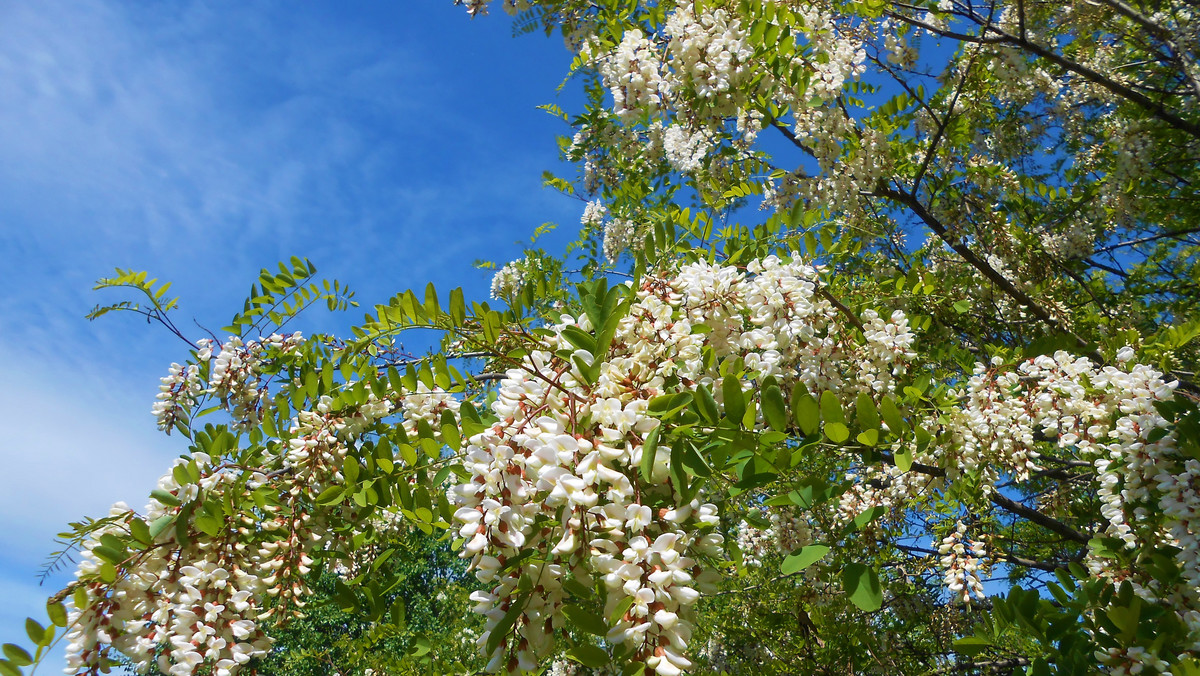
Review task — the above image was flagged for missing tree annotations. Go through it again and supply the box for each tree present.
[4,0,1200,675]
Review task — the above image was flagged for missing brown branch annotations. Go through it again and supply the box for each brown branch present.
[884,11,1200,138]
[817,286,866,332]
[1010,33,1192,138]
[988,491,1090,544]
[1091,226,1200,255]
[874,186,1102,361]
[896,543,1065,572]
[932,657,1032,674]
[880,453,1090,545]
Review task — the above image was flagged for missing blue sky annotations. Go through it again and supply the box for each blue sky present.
[0,1,581,670]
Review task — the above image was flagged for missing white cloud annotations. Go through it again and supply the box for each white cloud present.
[0,341,175,672]
[0,575,69,674]
[0,1,583,668]
[0,345,172,555]
[0,0,578,349]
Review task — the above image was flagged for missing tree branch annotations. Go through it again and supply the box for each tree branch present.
[988,492,1090,544]
[885,11,1200,139]
[1091,226,1200,255]
[874,186,1102,361]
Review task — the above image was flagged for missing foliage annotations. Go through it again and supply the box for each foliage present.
[5,1,1200,675]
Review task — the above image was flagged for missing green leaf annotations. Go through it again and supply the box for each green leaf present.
[640,425,661,483]
[953,299,971,314]
[762,384,788,432]
[449,287,466,325]
[460,400,485,437]
[148,514,176,539]
[0,659,21,676]
[682,442,712,478]
[562,326,597,354]
[608,596,634,625]
[485,596,525,656]
[45,602,67,628]
[648,392,693,418]
[315,485,345,505]
[150,489,181,506]
[441,409,462,450]
[722,375,745,425]
[782,545,830,575]
[853,505,885,530]
[819,391,844,423]
[954,636,992,657]
[855,429,879,446]
[23,620,43,647]
[880,396,905,434]
[194,513,222,537]
[566,644,610,668]
[855,392,879,429]
[2,645,31,667]
[390,596,407,628]
[694,383,719,424]
[842,563,883,611]
[128,518,152,546]
[670,442,690,500]
[562,605,609,636]
[423,282,440,316]
[824,422,849,443]
[343,457,360,486]
[409,634,432,657]
[92,545,125,566]
[793,392,819,436]
[1089,537,1123,559]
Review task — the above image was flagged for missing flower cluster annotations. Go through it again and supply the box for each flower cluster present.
[736,509,813,567]
[397,382,461,441]
[153,333,302,433]
[153,362,204,433]
[662,125,711,174]
[602,218,641,263]
[581,199,608,230]
[1041,220,1096,260]
[938,521,987,605]
[491,256,541,301]
[663,5,755,116]
[490,261,526,300]
[597,29,667,121]
[451,253,919,673]
[64,454,274,676]
[1097,645,1170,676]
[69,331,410,676]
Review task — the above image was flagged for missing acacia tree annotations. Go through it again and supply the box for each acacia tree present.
[4,0,1200,675]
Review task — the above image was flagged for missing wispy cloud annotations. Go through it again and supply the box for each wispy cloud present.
[0,0,579,347]
[0,344,172,559]
[0,343,173,672]
[0,0,580,666]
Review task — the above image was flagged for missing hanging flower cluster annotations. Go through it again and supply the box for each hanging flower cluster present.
[153,333,304,433]
[451,253,920,673]
[491,256,544,301]
[597,29,668,121]
[735,508,814,567]
[938,521,987,606]
[65,328,462,676]
[836,346,1194,645]
[602,218,641,263]
[64,454,275,676]
[153,362,204,433]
